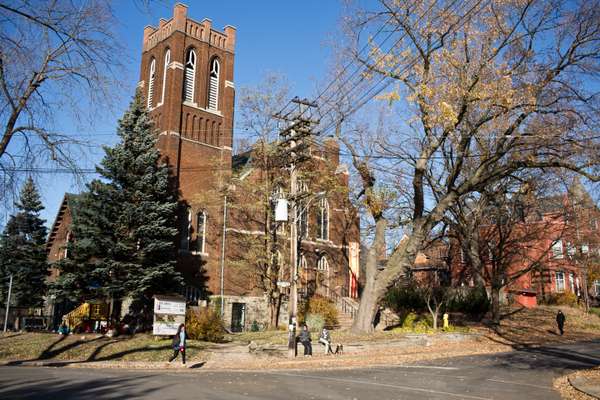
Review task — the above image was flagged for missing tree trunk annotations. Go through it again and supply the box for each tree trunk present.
[491,286,500,324]
[268,291,281,329]
[432,310,438,330]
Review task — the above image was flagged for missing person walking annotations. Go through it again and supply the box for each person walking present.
[319,328,333,355]
[298,325,312,356]
[169,323,186,365]
[556,310,566,336]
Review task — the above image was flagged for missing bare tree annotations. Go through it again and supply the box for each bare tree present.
[332,0,600,332]
[0,1,124,205]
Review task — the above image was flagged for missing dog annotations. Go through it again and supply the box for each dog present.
[334,344,344,354]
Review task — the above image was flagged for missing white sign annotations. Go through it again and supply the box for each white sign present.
[154,298,186,315]
[153,314,185,335]
[277,281,290,287]
[275,198,288,222]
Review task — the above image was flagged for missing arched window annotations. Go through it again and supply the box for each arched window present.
[317,198,329,240]
[208,58,220,110]
[299,254,307,270]
[180,207,192,250]
[197,210,207,253]
[317,256,329,271]
[183,49,196,103]
[161,49,170,104]
[147,58,156,108]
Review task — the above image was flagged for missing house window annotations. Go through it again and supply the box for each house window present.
[569,272,575,293]
[197,210,207,253]
[567,242,576,257]
[180,207,192,251]
[582,244,589,254]
[208,58,220,110]
[555,271,565,292]
[161,49,170,104]
[183,286,201,302]
[316,198,329,240]
[551,240,564,259]
[594,280,600,296]
[183,49,196,103]
[147,58,156,108]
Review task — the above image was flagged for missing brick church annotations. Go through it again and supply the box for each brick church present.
[47,4,360,331]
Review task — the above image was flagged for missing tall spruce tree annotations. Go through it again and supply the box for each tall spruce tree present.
[53,92,182,319]
[0,178,48,307]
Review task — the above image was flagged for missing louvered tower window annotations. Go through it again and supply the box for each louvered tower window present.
[208,58,220,110]
[183,49,196,103]
[147,58,156,108]
[161,49,170,104]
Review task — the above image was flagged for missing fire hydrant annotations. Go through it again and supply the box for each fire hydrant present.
[443,313,449,329]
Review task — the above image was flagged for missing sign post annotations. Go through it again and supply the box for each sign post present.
[153,295,186,336]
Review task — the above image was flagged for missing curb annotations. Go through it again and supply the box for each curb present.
[568,376,600,399]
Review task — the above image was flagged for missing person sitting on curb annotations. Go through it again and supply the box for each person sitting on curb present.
[298,325,312,357]
[319,328,333,355]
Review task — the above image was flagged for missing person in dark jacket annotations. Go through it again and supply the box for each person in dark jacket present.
[556,310,566,336]
[298,325,312,356]
[169,323,186,365]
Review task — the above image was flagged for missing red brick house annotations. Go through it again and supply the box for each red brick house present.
[46,4,361,331]
[450,180,600,308]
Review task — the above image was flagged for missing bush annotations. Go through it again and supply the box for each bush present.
[298,296,338,328]
[545,292,578,307]
[384,285,426,314]
[447,286,490,318]
[186,308,225,342]
[305,313,325,333]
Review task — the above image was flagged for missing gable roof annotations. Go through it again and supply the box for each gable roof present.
[46,193,79,253]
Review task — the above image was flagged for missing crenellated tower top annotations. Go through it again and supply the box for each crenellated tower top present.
[142,3,236,53]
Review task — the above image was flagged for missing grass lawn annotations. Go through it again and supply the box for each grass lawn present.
[0,332,209,363]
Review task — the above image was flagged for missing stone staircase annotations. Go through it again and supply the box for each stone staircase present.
[330,291,359,330]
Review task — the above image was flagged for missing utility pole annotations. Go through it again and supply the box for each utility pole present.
[3,274,13,333]
[275,97,318,358]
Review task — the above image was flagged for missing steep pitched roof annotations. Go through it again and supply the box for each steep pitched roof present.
[46,193,79,253]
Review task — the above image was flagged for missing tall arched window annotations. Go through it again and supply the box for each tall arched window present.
[197,210,207,253]
[317,198,329,240]
[147,58,156,108]
[183,49,196,103]
[208,58,220,110]
[299,254,307,270]
[317,256,329,271]
[180,207,192,250]
[160,49,170,104]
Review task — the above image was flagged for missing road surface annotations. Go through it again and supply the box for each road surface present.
[1,340,600,399]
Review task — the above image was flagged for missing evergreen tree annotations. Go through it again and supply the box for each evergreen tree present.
[53,91,183,319]
[0,178,48,307]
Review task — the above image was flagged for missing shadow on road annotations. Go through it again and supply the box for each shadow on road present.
[0,374,160,400]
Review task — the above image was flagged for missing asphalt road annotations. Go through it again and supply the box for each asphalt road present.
[2,341,600,400]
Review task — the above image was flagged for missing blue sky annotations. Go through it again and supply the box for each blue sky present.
[37,0,344,226]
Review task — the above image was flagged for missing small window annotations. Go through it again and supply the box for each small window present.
[316,198,329,240]
[569,272,575,293]
[208,58,220,110]
[594,280,600,296]
[567,242,576,257]
[551,240,564,259]
[184,49,196,103]
[147,58,156,108]
[161,49,170,104]
[582,244,589,254]
[555,271,565,292]
[197,210,207,253]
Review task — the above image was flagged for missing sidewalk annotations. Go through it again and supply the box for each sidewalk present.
[0,333,511,372]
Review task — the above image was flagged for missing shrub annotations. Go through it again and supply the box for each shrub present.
[385,285,426,314]
[250,320,260,332]
[545,292,578,307]
[447,286,490,318]
[305,313,325,333]
[298,296,338,328]
[186,308,225,342]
